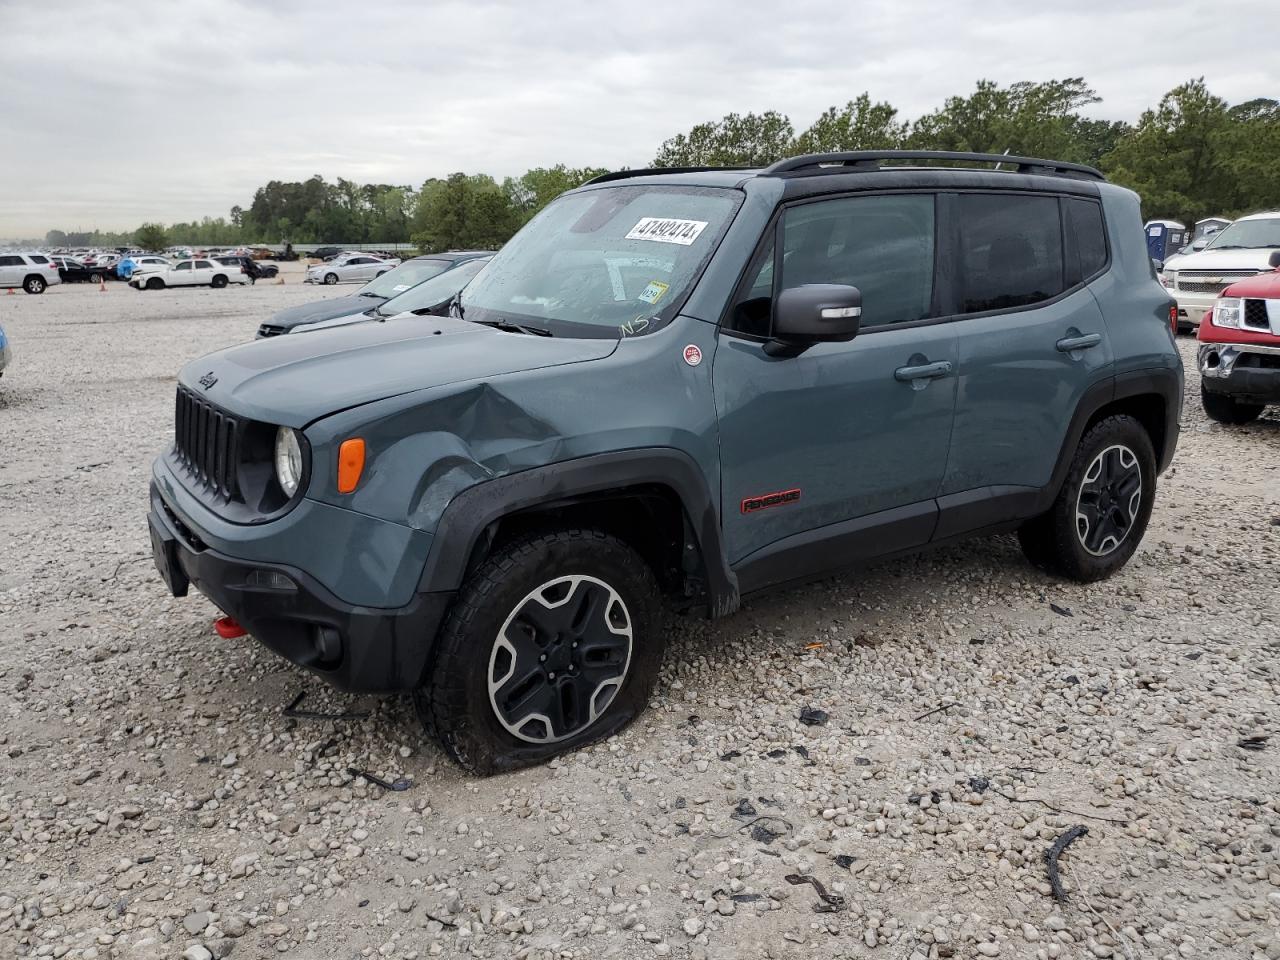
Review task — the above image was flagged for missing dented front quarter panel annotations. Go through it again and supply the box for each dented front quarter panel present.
[305,315,723,535]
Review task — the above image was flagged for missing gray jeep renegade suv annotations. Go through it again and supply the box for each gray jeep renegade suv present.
[149,151,1182,774]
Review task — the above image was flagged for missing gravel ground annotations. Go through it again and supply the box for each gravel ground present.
[1,270,1278,960]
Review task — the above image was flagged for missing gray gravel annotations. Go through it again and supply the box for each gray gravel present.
[2,269,1279,959]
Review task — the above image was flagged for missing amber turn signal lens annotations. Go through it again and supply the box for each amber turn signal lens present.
[337,438,366,494]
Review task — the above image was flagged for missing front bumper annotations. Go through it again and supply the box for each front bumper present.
[148,481,453,693]
[1199,342,1280,404]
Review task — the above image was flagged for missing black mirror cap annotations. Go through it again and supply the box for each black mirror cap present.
[1268,250,1280,269]
[772,283,863,343]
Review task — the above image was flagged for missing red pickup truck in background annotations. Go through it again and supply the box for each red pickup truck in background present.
[1197,269,1280,424]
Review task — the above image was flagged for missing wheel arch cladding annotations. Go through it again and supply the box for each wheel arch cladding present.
[417,450,740,619]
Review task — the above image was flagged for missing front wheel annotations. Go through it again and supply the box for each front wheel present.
[1201,387,1263,425]
[23,276,46,295]
[415,530,664,775]
[1018,415,1157,582]
[146,277,164,290]
[323,272,338,285]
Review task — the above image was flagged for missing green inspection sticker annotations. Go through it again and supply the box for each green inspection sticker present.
[638,280,670,305]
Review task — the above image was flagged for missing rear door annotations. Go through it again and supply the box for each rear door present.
[940,192,1113,532]
[0,255,22,287]
[192,259,215,284]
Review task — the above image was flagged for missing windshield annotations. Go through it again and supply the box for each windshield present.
[377,258,490,316]
[1205,219,1280,250]
[459,185,741,337]
[360,258,452,297]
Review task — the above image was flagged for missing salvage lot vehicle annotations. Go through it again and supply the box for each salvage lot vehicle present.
[213,255,278,281]
[1162,211,1280,329]
[305,252,401,285]
[1197,263,1280,423]
[149,151,1182,774]
[52,256,107,284]
[258,251,494,337]
[0,252,62,294]
[288,256,492,335]
[129,258,251,290]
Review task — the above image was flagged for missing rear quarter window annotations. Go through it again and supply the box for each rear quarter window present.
[1063,197,1108,282]
[29,255,49,264]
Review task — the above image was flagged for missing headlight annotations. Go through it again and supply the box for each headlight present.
[1212,297,1243,328]
[1160,270,1177,289]
[274,426,304,496]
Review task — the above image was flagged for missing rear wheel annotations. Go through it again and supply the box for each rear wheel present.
[23,276,45,295]
[1018,415,1156,582]
[415,530,664,775]
[1201,387,1263,425]
[323,272,338,285]
[211,274,228,289]
[89,273,102,284]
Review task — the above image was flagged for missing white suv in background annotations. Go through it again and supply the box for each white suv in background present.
[0,253,63,294]
[1163,212,1280,328]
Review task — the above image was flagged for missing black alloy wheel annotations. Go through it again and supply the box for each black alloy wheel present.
[1074,444,1142,557]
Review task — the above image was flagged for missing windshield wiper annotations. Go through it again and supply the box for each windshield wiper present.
[357,290,383,298]
[472,318,552,337]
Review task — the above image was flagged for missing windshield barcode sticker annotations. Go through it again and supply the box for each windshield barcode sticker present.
[626,218,709,246]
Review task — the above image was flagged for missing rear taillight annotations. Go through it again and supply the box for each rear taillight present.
[1168,303,1178,336]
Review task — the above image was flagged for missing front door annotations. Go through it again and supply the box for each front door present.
[714,192,957,575]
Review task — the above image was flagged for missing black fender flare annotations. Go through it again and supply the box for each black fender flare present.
[1035,366,1182,514]
[417,448,740,617]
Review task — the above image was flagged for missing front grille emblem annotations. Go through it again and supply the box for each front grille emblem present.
[198,371,218,390]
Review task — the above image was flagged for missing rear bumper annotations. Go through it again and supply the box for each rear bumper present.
[1199,343,1280,404]
[149,482,452,693]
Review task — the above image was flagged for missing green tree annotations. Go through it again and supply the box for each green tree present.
[906,78,1103,162]
[133,222,168,251]
[411,173,521,252]
[653,111,794,166]
[503,165,609,223]
[792,94,906,154]
[1101,78,1238,222]
[45,229,68,247]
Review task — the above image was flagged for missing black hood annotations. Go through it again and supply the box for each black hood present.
[267,293,385,331]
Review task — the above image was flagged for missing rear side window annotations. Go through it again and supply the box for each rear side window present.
[1063,197,1108,283]
[957,194,1064,314]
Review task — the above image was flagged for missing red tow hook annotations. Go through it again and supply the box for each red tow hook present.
[213,616,247,639]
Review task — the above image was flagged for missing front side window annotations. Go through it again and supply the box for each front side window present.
[957,194,1064,314]
[731,193,936,335]
[175,262,192,271]
[460,184,742,337]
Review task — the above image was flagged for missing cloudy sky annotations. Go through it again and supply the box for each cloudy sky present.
[2,0,1276,238]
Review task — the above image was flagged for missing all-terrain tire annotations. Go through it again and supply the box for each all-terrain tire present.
[1201,386,1263,425]
[415,529,664,775]
[1018,414,1157,582]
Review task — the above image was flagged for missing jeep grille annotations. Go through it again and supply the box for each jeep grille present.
[174,385,242,500]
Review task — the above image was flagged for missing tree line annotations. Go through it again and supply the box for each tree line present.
[43,77,1280,253]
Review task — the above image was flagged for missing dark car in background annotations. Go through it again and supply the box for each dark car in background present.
[213,255,279,282]
[287,256,491,335]
[52,256,109,283]
[257,251,494,337]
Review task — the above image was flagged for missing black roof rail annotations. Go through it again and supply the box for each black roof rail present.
[762,151,1105,181]
[584,165,757,185]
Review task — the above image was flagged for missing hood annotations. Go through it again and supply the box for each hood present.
[1224,270,1280,299]
[1167,247,1280,271]
[268,293,384,329]
[180,316,619,428]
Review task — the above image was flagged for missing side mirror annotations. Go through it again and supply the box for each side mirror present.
[766,284,862,356]
[1269,250,1280,270]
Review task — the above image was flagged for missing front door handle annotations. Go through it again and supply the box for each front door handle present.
[1056,333,1102,353]
[894,360,953,382]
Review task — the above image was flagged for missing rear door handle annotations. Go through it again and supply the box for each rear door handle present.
[894,360,953,382]
[1056,333,1102,352]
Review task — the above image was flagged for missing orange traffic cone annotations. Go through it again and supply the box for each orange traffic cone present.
[276,276,284,285]
[99,276,107,292]
[5,288,13,295]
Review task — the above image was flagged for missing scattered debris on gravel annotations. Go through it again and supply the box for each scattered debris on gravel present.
[2,275,1279,958]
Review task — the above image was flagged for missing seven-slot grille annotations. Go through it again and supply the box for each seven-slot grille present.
[257,323,285,337]
[1175,270,1258,295]
[1243,299,1272,332]
[174,385,243,500]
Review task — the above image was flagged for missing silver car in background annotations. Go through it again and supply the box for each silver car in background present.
[0,253,63,294]
[305,252,401,285]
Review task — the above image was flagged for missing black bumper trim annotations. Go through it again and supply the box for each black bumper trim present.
[149,484,451,693]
